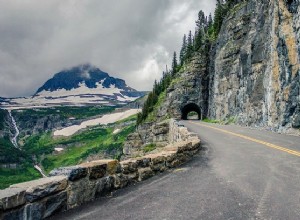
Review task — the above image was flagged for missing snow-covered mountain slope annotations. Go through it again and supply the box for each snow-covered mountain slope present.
[0,64,146,109]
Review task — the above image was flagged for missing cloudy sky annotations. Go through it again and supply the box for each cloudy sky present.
[0,0,216,97]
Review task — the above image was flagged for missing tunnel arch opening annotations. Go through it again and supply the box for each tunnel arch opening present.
[181,103,201,120]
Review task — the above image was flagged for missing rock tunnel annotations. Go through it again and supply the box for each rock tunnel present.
[181,103,201,120]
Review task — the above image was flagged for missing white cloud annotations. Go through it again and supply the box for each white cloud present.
[0,0,216,97]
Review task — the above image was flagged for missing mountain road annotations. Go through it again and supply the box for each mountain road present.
[51,121,300,220]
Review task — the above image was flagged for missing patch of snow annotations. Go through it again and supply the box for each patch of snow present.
[1,80,140,109]
[117,95,138,102]
[2,96,110,110]
[54,109,141,137]
[113,129,121,134]
[37,81,122,97]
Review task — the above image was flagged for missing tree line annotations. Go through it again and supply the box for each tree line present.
[137,0,246,125]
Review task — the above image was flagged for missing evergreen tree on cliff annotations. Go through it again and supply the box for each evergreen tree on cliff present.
[172,52,178,76]
[195,10,206,51]
[180,34,187,65]
[186,30,193,60]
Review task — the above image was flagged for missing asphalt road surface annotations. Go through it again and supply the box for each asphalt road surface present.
[51,121,300,220]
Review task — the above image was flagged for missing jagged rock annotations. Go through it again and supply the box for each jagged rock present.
[123,132,143,156]
[292,109,300,128]
[208,0,300,133]
[49,166,88,181]
[10,176,67,203]
[137,121,169,145]
[0,187,26,210]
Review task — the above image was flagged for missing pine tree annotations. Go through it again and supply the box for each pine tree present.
[186,30,193,60]
[179,34,187,65]
[171,52,178,76]
[194,10,206,51]
[208,13,213,27]
[214,0,227,38]
[196,10,206,32]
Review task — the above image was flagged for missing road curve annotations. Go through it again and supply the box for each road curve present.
[50,121,300,220]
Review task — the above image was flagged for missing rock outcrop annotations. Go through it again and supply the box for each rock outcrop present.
[209,0,300,134]
[154,0,300,135]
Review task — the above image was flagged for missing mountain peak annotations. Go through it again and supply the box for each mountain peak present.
[36,64,119,94]
[0,64,146,109]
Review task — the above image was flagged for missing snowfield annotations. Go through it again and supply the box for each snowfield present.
[0,81,140,110]
[54,109,141,137]
[38,81,123,97]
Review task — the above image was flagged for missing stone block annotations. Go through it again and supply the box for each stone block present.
[81,159,121,178]
[165,152,181,168]
[135,157,151,168]
[42,191,67,218]
[0,191,67,220]
[151,155,166,165]
[67,178,96,209]
[107,160,122,174]
[124,172,138,182]
[0,187,26,211]
[81,162,107,180]
[10,176,68,203]
[113,174,128,189]
[49,166,88,181]
[150,162,166,172]
[138,168,155,181]
[0,205,25,220]
[177,142,193,153]
[120,160,138,174]
[95,176,114,197]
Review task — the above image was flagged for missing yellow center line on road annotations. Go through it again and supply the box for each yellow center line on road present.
[190,121,300,157]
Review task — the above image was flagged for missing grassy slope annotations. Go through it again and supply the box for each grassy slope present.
[42,125,135,173]
[145,90,167,122]
[0,166,41,189]
[0,112,137,189]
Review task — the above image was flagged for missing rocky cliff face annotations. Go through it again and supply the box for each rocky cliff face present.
[209,0,300,133]
[155,0,300,134]
[155,52,209,121]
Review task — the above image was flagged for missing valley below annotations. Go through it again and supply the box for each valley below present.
[0,105,141,189]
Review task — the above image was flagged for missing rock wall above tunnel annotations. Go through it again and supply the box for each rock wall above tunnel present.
[155,52,210,121]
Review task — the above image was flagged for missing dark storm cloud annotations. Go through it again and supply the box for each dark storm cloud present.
[0,0,216,97]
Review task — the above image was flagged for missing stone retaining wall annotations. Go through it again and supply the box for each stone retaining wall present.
[0,120,201,220]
